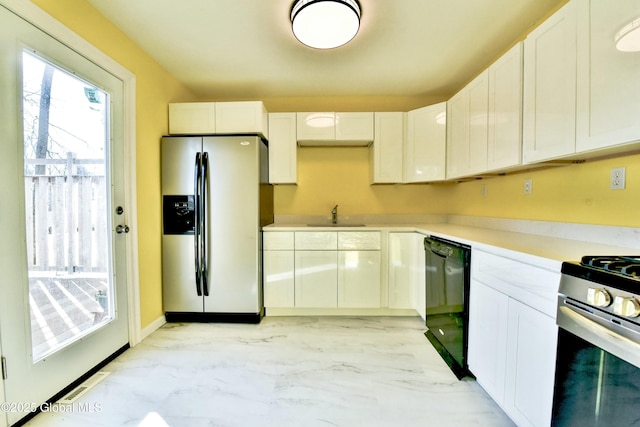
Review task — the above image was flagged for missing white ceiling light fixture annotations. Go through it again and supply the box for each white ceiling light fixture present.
[290,0,361,49]
[615,17,640,52]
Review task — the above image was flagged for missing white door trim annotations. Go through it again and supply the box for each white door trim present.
[0,0,142,346]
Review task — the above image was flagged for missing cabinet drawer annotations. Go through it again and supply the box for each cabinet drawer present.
[338,231,381,250]
[472,249,560,318]
[295,231,338,250]
[263,232,294,250]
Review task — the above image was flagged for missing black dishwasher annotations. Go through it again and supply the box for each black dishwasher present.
[424,236,471,379]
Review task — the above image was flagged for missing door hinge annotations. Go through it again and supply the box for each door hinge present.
[1,356,7,380]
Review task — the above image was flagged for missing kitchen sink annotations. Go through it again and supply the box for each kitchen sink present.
[306,224,366,227]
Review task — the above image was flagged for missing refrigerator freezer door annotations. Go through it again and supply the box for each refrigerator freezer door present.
[203,136,261,313]
[162,136,203,313]
[162,136,202,194]
[162,234,204,312]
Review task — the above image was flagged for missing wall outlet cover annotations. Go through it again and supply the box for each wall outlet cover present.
[524,178,532,195]
[610,167,626,190]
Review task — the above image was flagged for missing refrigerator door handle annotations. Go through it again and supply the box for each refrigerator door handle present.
[194,152,202,297]
[201,152,209,297]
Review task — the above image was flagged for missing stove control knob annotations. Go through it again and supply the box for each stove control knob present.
[613,296,640,318]
[587,288,611,307]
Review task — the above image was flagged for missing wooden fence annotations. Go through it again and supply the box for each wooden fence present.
[24,154,108,273]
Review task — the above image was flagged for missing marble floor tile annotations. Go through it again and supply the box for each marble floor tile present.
[24,316,514,427]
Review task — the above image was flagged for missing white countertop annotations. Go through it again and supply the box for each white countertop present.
[264,222,638,271]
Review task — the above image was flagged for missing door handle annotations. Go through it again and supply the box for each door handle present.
[115,224,130,234]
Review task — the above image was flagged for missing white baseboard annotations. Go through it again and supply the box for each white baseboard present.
[139,315,166,341]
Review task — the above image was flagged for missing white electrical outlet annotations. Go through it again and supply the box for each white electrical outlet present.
[481,184,488,198]
[610,167,626,190]
[524,178,532,195]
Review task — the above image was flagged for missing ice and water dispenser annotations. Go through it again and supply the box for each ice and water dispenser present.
[162,195,195,235]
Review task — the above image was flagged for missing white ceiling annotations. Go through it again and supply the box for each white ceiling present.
[86,0,567,108]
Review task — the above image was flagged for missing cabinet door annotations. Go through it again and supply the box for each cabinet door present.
[467,71,489,175]
[447,71,488,179]
[168,102,216,134]
[446,89,469,179]
[523,1,577,163]
[388,233,414,309]
[335,112,374,141]
[268,113,297,184]
[467,279,509,405]
[371,112,404,183]
[297,112,335,141]
[576,0,640,152]
[294,251,338,307]
[338,251,381,308]
[404,103,447,182]
[487,42,523,171]
[215,101,268,137]
[504,299,558,427]
[411,233,426,320]
[263,250,295,307]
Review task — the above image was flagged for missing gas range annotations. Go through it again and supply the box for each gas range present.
[560,255,640,325]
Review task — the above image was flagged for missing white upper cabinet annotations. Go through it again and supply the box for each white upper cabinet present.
[169,101,268,137]
[576,0,640,153]
[296,112,374,146]
[447,71,489,179]
[523,1,578,163]
[404,102,447,182]
[371,112,404,183]
[169,102,216,134]
[268,113,297,184]
[487,42,523,172]
[336,112,374,141]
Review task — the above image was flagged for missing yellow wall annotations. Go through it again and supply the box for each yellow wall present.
[277,149,640,228]
[31,0,198,328]
[446,153,640,227]
[275,147,451,215]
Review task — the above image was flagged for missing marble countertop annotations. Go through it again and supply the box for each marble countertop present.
[264,222,638,271]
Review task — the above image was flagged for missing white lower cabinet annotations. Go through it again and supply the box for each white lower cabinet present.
[387,232,426,318]
[294,250,338,308]
[469,249,559,427]
[263,232,295,307]
[504,298,558,427]
[338,250,381,308]
[263,250,295,307]
[468,279,509,403]
[264,231,382,309]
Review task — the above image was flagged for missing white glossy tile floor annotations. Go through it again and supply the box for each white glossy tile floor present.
[25,316,514,427]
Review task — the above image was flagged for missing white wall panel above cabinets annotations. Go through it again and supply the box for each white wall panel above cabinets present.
[576,0,640,153]
[404,102,447,182]
[522,1,578,163]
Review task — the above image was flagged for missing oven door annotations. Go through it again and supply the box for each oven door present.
[552,298,640,426]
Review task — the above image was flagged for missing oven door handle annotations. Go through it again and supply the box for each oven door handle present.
[558,304,640,368]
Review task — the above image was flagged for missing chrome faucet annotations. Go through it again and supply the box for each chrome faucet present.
[331,205,338,224]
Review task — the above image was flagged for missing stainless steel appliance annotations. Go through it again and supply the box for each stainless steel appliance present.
[552,256,640,426]
[424,236,471,379]
[161,135,273,323]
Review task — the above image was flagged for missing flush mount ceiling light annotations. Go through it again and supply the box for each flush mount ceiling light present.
[290,0,361,49]
[615,17,640,52]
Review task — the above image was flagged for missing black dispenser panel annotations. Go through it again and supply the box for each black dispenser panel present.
[163,195,195,235]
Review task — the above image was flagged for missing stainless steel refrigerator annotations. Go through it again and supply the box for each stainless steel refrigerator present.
[161,135,273,323]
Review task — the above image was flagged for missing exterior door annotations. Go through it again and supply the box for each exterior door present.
[0,5,129,425]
